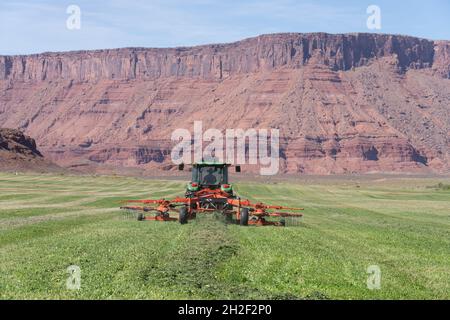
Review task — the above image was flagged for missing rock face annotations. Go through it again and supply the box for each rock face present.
[0,33,449,174]
[0,33,441,82]
[0,128,57,171]
[0,128,42,156]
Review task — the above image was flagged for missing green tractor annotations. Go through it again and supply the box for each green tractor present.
[181,162,240,197]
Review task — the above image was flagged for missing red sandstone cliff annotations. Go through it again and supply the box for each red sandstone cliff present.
[0,33,449,174]
[0,128,58,171]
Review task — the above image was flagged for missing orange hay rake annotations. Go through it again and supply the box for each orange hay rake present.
[120,162,304,226]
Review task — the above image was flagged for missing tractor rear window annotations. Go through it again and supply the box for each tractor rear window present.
[199,166,223,185]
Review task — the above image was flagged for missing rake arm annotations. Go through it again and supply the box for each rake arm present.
[226,199,304,211]
[120,192,304,226]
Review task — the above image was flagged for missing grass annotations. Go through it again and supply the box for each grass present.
[0,172,449,299]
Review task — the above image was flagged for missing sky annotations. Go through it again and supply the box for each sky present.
[0,0,449,55]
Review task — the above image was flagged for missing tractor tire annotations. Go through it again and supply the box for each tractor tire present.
[240,208,249,226]
[179,207,188,224]
[137,213,144,221]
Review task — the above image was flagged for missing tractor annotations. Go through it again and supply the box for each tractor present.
[120,162,303,226]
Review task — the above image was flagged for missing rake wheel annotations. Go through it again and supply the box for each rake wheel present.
[240,208,249,226]
[179,207,188,224]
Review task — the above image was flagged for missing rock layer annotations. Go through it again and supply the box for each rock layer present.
[0,128,58,171]
[0,33,444,82]
[0,33,449,174]
[0,128,42,156]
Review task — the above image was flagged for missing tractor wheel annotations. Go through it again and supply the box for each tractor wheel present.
[179,207,188,224]
[240,208,249,226]
[137,213,144,221]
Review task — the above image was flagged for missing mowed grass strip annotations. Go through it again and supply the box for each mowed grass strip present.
[0,172,449,299]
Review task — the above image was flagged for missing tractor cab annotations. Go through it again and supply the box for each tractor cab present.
[193,163,228,187]
[180,162,240,195]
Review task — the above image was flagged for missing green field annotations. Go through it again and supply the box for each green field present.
[0,173,449,299]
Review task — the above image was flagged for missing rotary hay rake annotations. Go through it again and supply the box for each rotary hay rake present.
[120,162,304,226]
